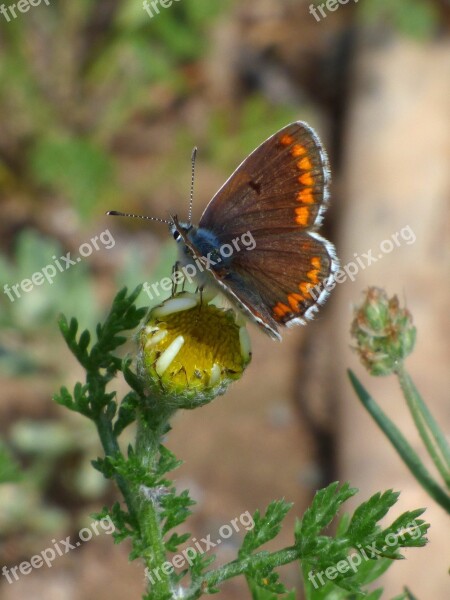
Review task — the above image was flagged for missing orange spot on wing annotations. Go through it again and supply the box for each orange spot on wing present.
[298,157,313,171]
[279,134,294,146]
[297,188,314,204]
[307,269,319,284]
[311,256,321,269]
[273,302,291,319]
[295,206,310,226]
[299,172,314,186]
[299,282,313,297]
[291,144,306,157]
[288,293,304,311]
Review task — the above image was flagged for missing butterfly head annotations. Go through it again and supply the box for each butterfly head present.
[169,215,192,243]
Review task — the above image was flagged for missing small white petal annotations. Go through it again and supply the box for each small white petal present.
[153,297,197,317]
[155,335,184,376]
[145,329,168,348]
[209,363,221,387]
[239,327,251,360]
[145,325,159,335]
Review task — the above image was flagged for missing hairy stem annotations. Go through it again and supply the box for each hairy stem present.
[136,406,177,599]
[184,545,301,600]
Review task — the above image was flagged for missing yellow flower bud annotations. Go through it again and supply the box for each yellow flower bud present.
[138,292,251,408]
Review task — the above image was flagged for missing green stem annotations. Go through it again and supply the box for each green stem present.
[135,405,177,600]
[96,410,137,523]
[138,490,172,600]
[136,404,175,469]
[396,365,450,487]
[184,545,301,600]
[96,406,175,599]
[348,370,450,514]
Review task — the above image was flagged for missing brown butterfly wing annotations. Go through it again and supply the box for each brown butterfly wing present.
[199,121,331,236]
[194,121,338,338]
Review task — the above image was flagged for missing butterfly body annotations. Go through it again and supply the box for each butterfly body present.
[175,224,228,267]
[171,221,230,291]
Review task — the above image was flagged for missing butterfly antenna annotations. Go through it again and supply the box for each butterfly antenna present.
[106,211,171,225]
[187,146,197,225]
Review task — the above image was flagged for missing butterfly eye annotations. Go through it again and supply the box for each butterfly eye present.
[173,230,181,241]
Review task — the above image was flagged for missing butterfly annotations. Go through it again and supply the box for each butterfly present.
[109,121,339,341]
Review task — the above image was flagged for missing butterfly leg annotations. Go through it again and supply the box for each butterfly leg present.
[171,261,183,296]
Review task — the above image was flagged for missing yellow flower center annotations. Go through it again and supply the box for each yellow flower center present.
[138,293,251,405]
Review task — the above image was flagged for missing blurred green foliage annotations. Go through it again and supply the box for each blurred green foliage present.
[30,136,115,219]
[0,229,96,375]
[0,416,111,545]
[207,96,300,172]
[0,442,22,484]
[360,0,439,39]
[112,233,177,303]
[310,0,439,39]
[0,226,184,375]
[0,0,230,219]
[0,230,95,334]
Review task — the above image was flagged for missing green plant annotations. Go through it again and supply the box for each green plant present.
[0,0,229,220]
[0,229,96,333]
[0,442,21,485]
[0,229,97,375]
[53,286,430,599]
[359,0,439,40]
[349,287,450,514]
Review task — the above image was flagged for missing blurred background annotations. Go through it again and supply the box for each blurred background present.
[1,0,449,598]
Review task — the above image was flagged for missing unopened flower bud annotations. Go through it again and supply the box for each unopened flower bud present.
[137,292,251,408]
[351,287,416,376]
